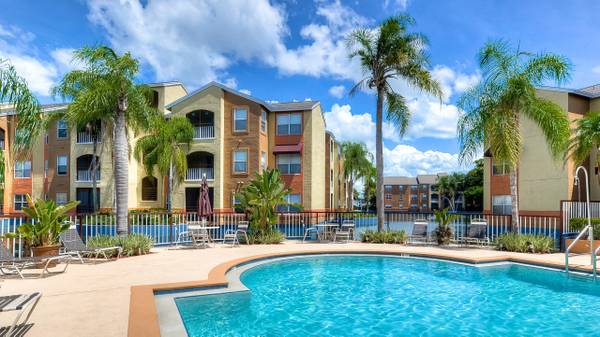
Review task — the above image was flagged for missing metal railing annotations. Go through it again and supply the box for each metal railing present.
[565,225,593,273]
[76,132,102,144]
[76,170,101,182]
[186,167,214,181]
[194,125,215,139]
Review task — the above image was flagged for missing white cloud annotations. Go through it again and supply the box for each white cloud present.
[383,0,409,10]
[328,85,345,98]
[324,103,461,176]
[50,48,85,73]
[87,0,288,87]
[223,77,238,89]
[592,66,600,74]
[239,89,252,95]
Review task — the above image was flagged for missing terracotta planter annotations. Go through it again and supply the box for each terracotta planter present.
[565,239,600,254]
[31,245,60,268]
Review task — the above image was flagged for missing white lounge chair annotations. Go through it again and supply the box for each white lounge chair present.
[0,240,71,279]
[0,292,41,336]
[59,225,122,263]
[223,221,249,247]
[409,220,430,243]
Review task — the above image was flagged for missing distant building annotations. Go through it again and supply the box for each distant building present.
[383,173,448,212]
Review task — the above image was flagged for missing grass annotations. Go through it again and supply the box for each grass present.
[495,233,554,253]
[87,233,154,257]
[248,230,285,244]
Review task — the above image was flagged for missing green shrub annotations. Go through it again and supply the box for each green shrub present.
[248,230,285,244]
[87,234,153,257]
[361,230,407,244]
[495,233,554,254]
[569,218,600,240]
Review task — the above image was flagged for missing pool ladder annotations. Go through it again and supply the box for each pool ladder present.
[564,225,599,278]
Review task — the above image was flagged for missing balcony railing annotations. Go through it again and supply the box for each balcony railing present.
[77,132,102,144]
[194,125,215,139]
[76,170,101,182]
[186,167,214,181]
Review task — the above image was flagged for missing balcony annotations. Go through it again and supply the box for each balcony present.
[194,124,215,139]
[76,170,101,182]
[186,167,214,181]
[77,131,102,144]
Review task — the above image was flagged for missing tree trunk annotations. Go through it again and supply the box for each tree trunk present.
[114,97,129,235]
[91,135,98,213]
[167,161,173,212]
[348,177,354,211]
[509,166,520,233]
[376,89,384,232]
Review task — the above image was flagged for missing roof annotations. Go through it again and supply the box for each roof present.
[166,81,320,112]
[416,174,439,185]
[0,103,68,116]
[384,176,418,185]
[537,84,600,98]
[146,81,188,94]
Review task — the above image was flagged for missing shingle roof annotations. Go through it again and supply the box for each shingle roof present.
[165,81,320,112]
[579,84,600,96]
[537,85,600,98]
[384,176,418,185]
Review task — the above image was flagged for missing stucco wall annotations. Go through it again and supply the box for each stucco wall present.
[306,105,326,210]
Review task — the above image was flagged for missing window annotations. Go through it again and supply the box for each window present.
[276,113,302,135]
[57,119,68,139]
[55,192,68,205]
[57,155,68,176]
[261,151,267,171]
[233,108,248,132]
[493,160,511,175]
[277,194,301,212]
[233,150,248,173]
[411,185,418,192]
[14,194,27,211]
[277,153,301,174]
[385,204,392,209]
[261,110,267,133]
[385,185,392,193]
[492,195,512,215]
[385,194,392,200]
[141,176,158,201]
[14,161,31,178]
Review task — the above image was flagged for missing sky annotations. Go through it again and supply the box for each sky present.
[1,0,600,178]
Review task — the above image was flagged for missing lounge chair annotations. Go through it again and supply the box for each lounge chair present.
[461,219,489,246]
[409,220,430,243]
[223,221,249,247]
[333,220,355,243]
[0,292,41,336]
[59,225,122,263]
[0,240,71,279]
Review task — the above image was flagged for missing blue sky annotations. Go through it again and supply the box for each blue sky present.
[1,0,599,177]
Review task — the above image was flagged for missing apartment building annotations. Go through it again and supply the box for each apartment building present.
[382,173,446,211]
[484,85,600,216]
[0,81,346,213]
[325,132,348,210]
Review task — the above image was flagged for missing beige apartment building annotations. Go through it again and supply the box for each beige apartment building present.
[0,81,347,214]
[484,85,600,216]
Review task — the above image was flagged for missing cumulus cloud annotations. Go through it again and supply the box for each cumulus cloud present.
[328,85,345,98]
[87,0,288,87]
[323,103,460,176]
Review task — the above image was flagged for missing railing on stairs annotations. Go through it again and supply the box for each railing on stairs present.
[565,224,593,274]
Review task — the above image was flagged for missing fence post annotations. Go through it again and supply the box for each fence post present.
[169,211,174,245]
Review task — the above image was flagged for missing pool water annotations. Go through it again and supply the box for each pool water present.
[175,256,600,336]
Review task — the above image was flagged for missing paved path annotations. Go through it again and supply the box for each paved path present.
[0,242,594,337]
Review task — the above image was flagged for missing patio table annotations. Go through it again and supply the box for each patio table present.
[187,223,220,248]
[315,223,339,241]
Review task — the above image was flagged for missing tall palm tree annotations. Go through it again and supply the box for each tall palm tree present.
[458,40,571,232]
[0,59,42,158]
[134,116,194,211]
[341,141,372,210]
[347,15,442,231]
[362,163,376,211]
[53,46,156,234]
[437,173,464,211]
[568,111,600,185]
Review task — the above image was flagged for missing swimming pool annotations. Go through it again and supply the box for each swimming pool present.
[174,255,600,336]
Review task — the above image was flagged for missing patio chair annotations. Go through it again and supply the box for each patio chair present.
[223,221,250,247]
[341,219,355,237]
[178,223,211,248]
[462,219,489,246]
[0,240,71,279]
[409,220,430,243]
[0,291,41,336]
[333,225,352,243]
[59,225,122,263]
[302,224,320,243]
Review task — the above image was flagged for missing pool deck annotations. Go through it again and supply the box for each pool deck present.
[0,241,596,337]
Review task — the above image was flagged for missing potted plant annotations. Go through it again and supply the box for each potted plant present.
[7,195,79,260]
[433,208,459,245]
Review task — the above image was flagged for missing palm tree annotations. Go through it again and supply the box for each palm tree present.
[347,15,442,231]
[362,163,376,211]
[0,59,42,158]
[134,116,194,211]
[458,40,571,232]
[437,173,464,211]
[341,141,372,210]
[53,46,157,234]
[568,111,600,185]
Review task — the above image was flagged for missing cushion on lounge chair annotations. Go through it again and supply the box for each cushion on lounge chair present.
[467,224,487,239]
[412,223,428,237]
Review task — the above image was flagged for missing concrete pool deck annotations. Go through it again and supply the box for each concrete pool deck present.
[0,241,596,337]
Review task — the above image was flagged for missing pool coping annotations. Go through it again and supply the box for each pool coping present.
[127,248,595,337]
